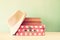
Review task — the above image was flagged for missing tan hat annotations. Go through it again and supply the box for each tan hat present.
[8,10,26,35]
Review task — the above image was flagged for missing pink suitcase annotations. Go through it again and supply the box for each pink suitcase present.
[15,24,45,36]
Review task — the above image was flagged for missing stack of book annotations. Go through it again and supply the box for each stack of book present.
[8,10,45,36]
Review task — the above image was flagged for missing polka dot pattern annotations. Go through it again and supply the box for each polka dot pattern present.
[15,24,45,36]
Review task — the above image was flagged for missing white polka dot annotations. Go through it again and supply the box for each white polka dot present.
[39,26,42,28]
[25,32,27,35]
[35,26,38,28]
[27,29,29,32]
[29,33,32,36]
[26,26,28,28]
[36,29,39,32]
[30,26,33,28]
[32,29,34,32]
[20,33,23,36]
[38,33,41,35]
[21,26,24,28]
[34,33,37,36]
[41,29,43,32]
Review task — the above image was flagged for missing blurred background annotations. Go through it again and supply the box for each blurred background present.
[0,0,60,32]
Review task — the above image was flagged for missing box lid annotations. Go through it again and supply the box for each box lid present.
[8,10,26,35]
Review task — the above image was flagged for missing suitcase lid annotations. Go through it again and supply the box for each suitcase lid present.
[8,10,26,35]
[24,18,41,22]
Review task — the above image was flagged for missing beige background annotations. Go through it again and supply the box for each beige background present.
[0,0,60,32]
